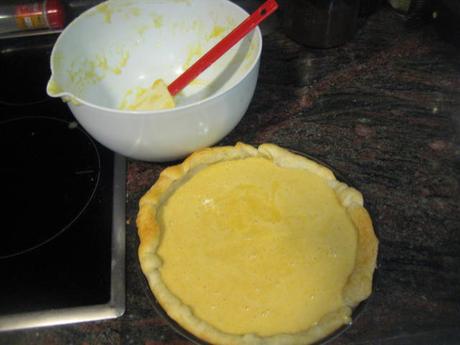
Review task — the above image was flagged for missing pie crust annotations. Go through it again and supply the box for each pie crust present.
[137,142,378,345]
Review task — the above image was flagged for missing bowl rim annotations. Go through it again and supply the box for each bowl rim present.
[48,0,263,115]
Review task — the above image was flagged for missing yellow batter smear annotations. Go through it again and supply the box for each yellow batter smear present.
[183,43,204,70]
[47,79,63,95]
[157,156,358,336]
[208,25,226,40]
[119,79,175,111]
[95,3,113,24]
[151,13,163,28]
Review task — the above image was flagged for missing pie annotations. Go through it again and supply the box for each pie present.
[137,142,378,345]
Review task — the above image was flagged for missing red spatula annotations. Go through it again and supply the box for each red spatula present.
[167,0,279,97]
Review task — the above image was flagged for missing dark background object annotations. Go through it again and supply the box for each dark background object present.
[405,0,434,28]
[433,0,460,47]
[278,0,381,48]
[63,0,103,22]
[359,0,384,16]
[397,0,460,47]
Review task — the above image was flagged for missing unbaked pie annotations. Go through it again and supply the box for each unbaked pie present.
[137,143,378,345]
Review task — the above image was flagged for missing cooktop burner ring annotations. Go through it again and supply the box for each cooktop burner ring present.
[0,116,102,259]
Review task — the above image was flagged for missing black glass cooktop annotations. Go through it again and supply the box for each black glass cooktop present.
[0,117,101,259]
[0,34,125,331]
[0,37,51,106]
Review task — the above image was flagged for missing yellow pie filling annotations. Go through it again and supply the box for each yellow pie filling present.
[159,156,357,335]
[137,143,378,345]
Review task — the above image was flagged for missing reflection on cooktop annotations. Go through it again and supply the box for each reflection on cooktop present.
[0,117,101,258]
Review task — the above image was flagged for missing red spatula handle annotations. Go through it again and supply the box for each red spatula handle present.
[167,0,278,96]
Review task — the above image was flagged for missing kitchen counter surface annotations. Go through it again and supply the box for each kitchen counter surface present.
[3,6,460,345]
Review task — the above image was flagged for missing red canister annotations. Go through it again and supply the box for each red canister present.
[0,0,65,34]
[16,0,65,30]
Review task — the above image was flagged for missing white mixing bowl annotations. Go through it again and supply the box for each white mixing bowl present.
[47,0,262,161]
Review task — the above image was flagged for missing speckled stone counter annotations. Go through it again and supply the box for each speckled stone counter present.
[2,6,460,345]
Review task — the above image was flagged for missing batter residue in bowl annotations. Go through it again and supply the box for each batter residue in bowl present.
[119,79,175,111]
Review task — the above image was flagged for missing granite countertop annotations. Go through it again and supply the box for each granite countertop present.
[3,6,460,345]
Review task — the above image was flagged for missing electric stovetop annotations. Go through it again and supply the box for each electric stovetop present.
[0,34,125,331]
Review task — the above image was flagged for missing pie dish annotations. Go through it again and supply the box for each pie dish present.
[137,142,378,345]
